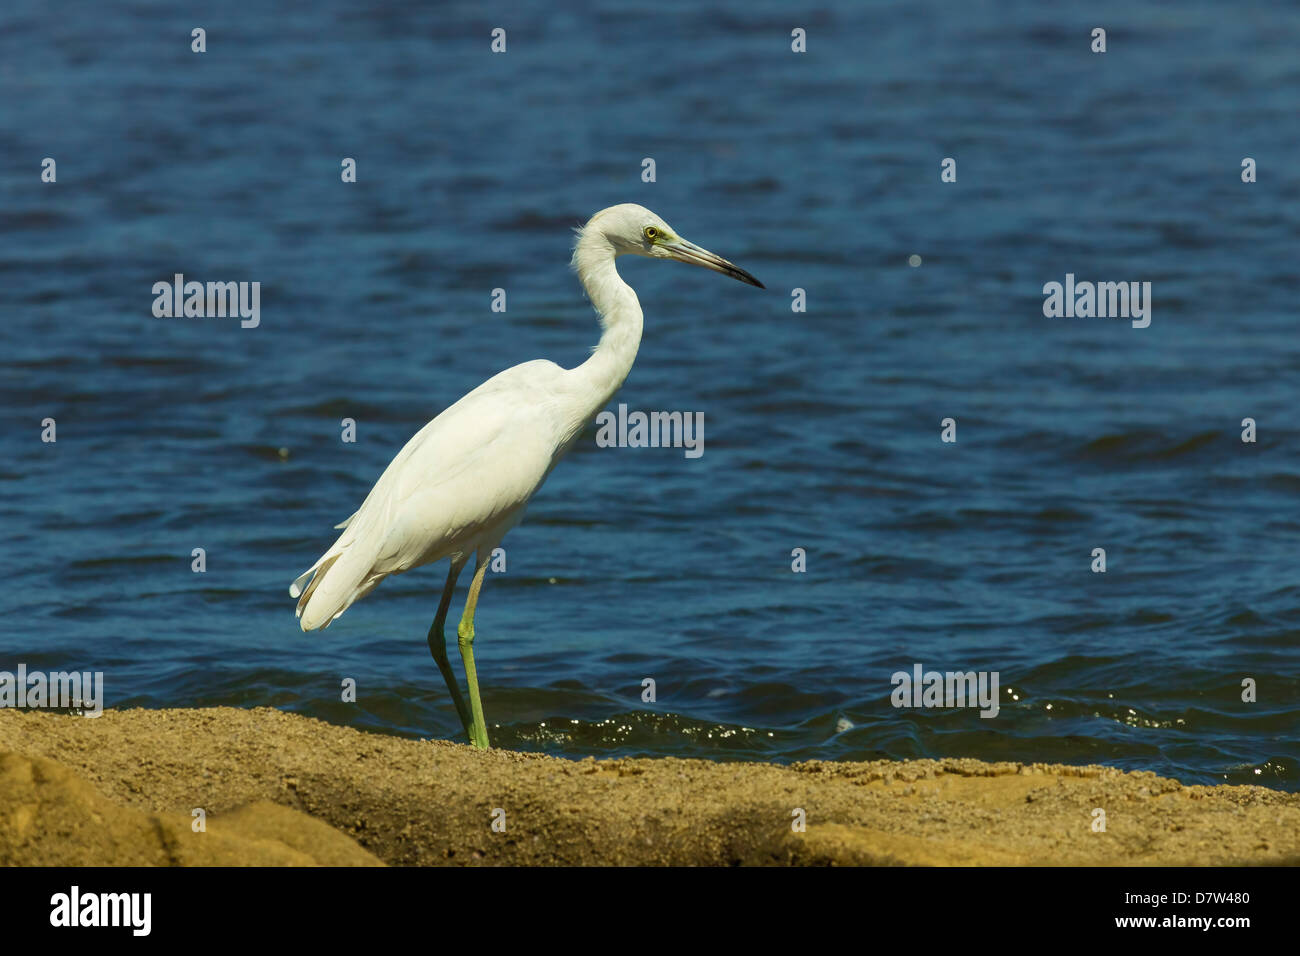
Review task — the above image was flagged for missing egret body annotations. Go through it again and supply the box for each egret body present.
[290,204,762,748]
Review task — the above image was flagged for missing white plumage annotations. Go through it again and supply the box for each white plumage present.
[289,203,762,747]
[291,361,569,629]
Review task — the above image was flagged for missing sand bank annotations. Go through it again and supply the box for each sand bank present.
[1,707,1295,866]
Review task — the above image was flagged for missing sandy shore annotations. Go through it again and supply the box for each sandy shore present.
[1,706,1296,866]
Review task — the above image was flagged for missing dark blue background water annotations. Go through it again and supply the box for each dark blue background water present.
[2,0,1297,789]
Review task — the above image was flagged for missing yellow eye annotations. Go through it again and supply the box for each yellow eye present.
[643,226,659,240]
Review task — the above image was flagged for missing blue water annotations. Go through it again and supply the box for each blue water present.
[2,0,1297,789]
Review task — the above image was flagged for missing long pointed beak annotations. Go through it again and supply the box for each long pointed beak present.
[664,238,764,288]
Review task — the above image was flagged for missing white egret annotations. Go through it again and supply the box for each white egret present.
[290,204,763,748]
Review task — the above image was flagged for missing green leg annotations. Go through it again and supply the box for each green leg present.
[427,558,472,738]
[457,558,492,749]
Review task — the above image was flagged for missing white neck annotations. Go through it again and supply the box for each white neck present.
[570,227,644,412]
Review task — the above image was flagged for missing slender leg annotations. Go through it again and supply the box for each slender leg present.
[457,557,492,749]
[427,558,472,737]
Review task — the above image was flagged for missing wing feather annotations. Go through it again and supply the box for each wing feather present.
[293,360,571,629]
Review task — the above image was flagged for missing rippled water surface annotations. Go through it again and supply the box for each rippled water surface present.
[2,0,1298,789]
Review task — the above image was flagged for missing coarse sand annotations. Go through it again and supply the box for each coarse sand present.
[1,707,1296,866]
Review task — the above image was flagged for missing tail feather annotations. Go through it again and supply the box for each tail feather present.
[292,553,341,618]
[295,535,386,631]
[288,566,316,600]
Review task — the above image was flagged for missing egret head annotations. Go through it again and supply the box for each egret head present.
[579,203,764,288]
